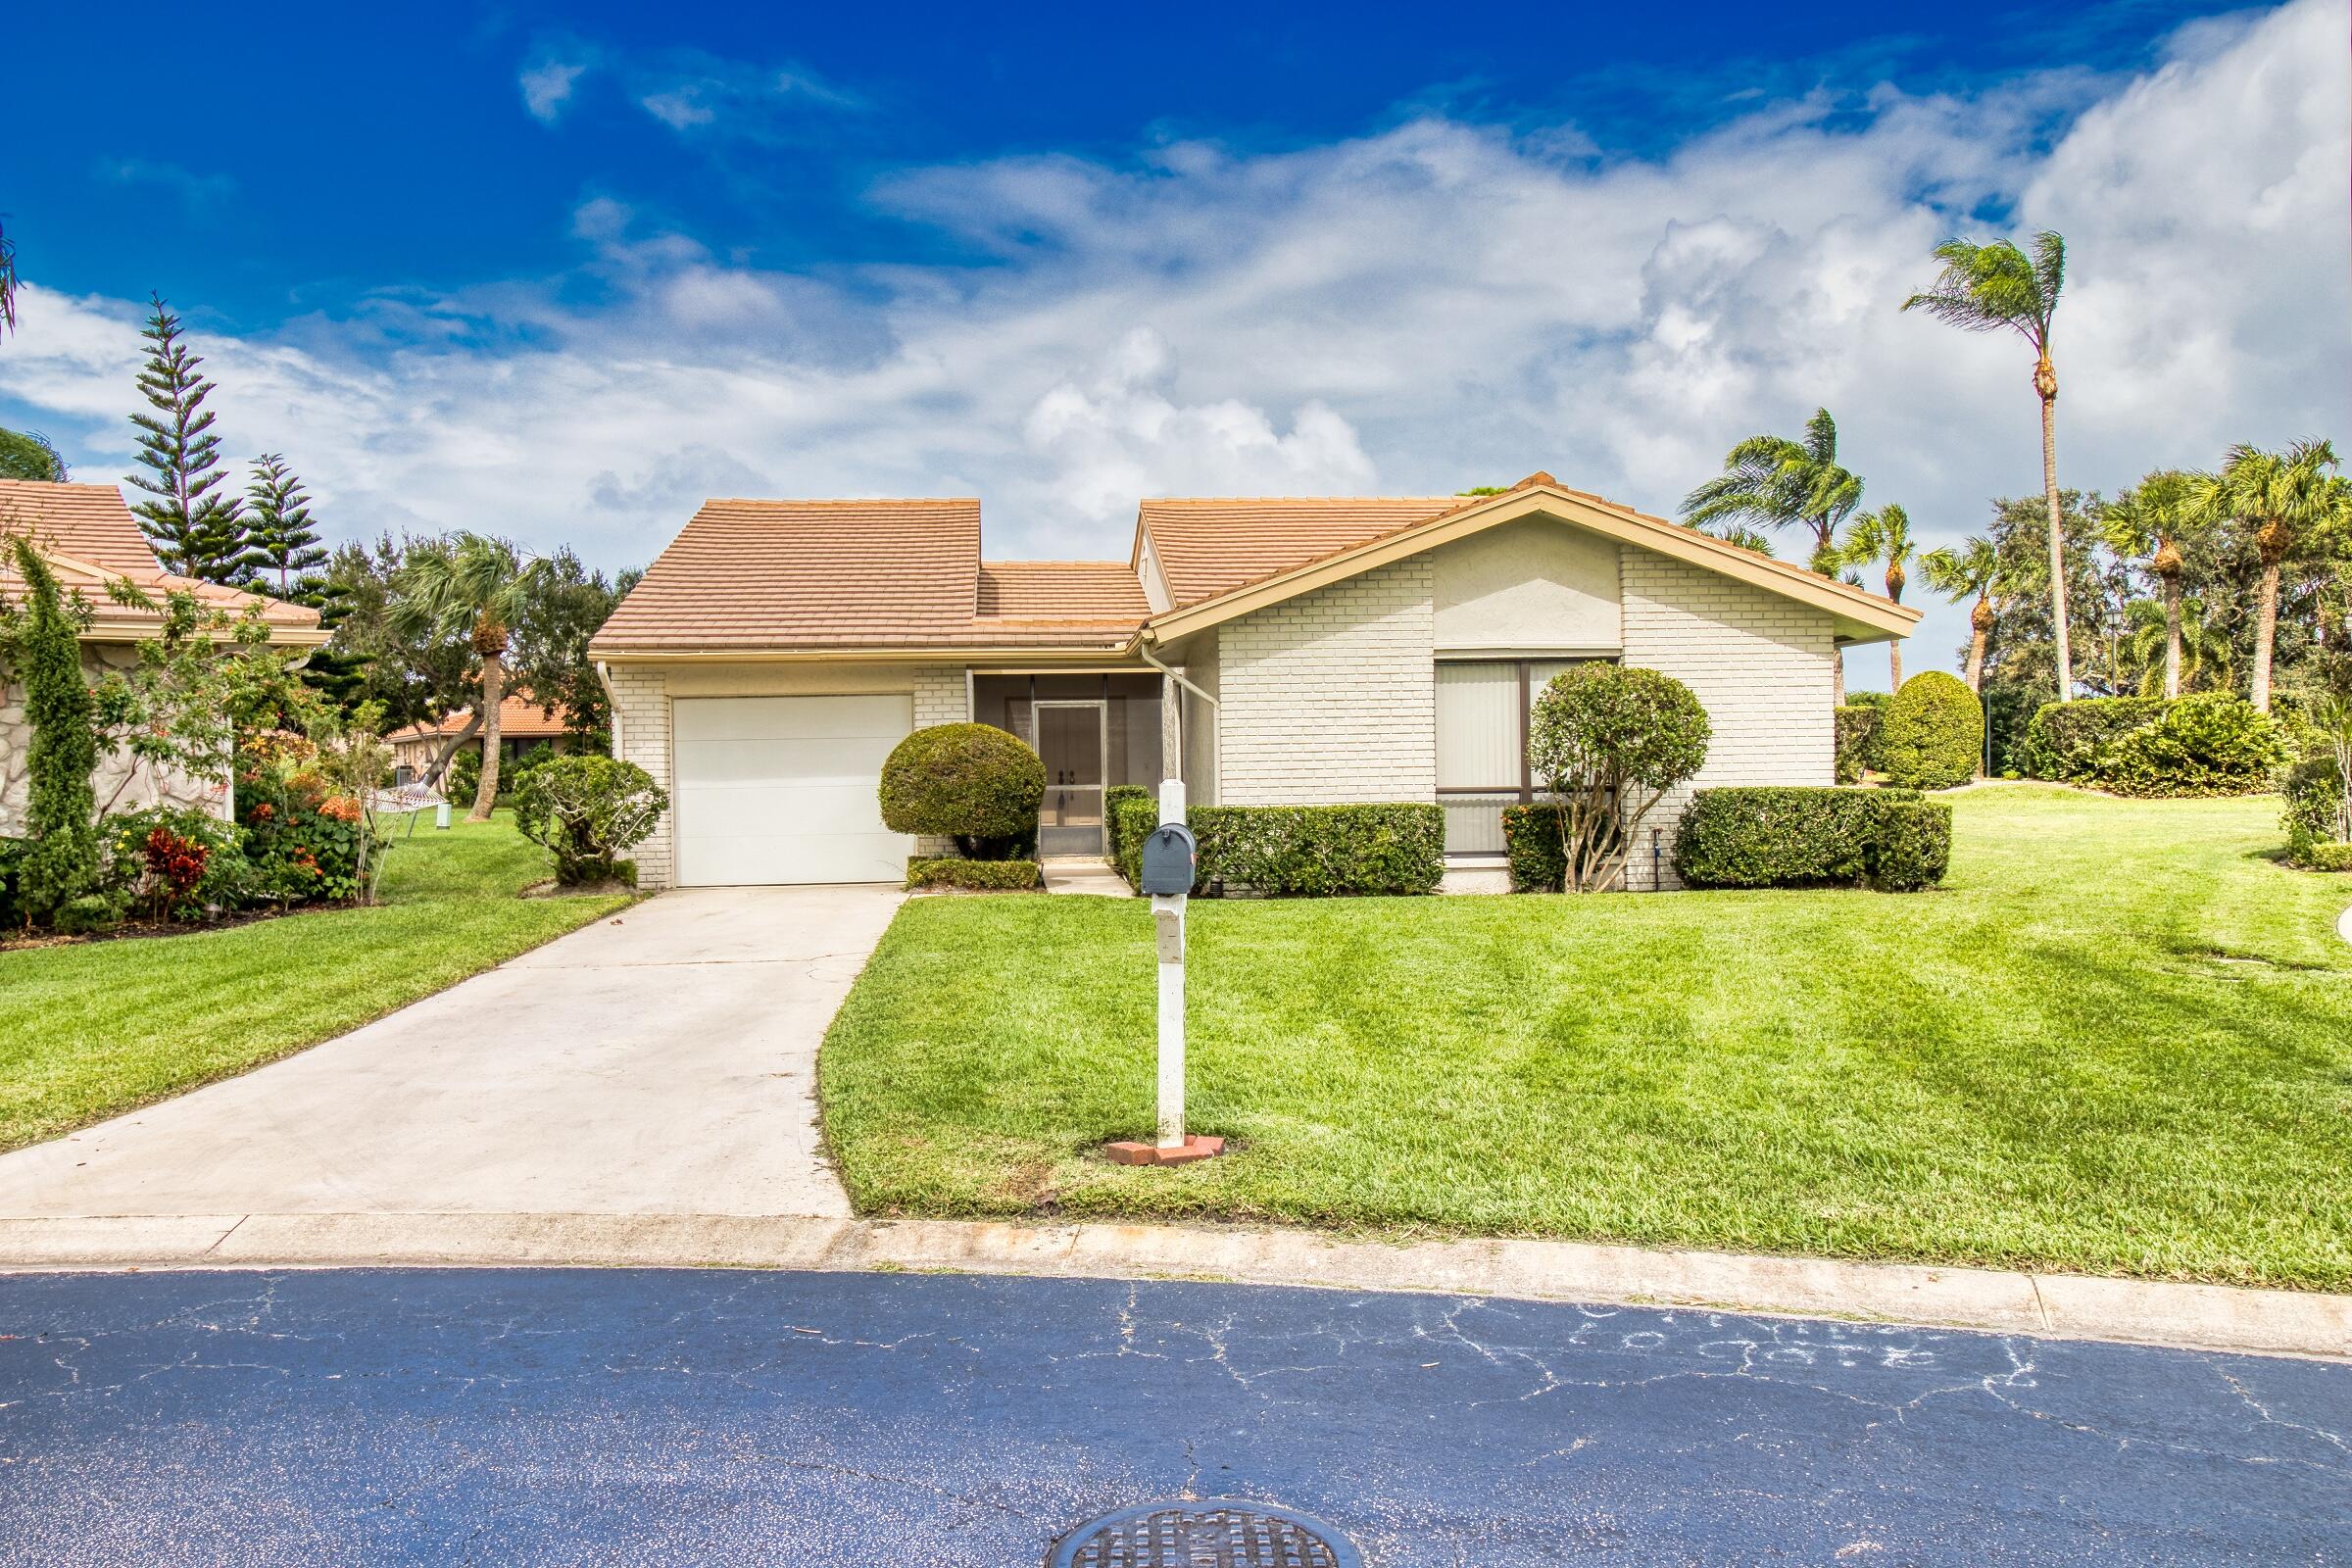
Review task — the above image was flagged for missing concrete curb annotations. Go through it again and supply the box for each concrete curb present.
[0,1211,2343,1361]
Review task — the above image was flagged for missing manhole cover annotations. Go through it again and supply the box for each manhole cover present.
[1048,1498,1362,1568]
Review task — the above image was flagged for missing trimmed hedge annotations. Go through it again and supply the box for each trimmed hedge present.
[1112,797,1445,896]
[1103,784,1153,870]
[879,723,1045,857]
[2021,697,2172,782]
[1500,803,1566,892]
[1835,705,1885,784]
[905,857,1043,891]
[1673,787,1952,893]
[1882,671,1982,790]
[2282,752,2349,865]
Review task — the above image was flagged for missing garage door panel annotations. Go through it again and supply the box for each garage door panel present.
[672,694,914,886]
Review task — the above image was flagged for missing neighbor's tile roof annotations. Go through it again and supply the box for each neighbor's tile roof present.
[0,478,324,633]
[1137,497,1464,609]
[591,497,984,653]
[388,692,573,745]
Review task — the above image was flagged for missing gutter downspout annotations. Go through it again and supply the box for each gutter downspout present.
[1137,634,1216,710]
[1137,633,1217,805]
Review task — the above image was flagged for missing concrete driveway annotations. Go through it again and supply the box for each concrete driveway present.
[0,886,905,1222]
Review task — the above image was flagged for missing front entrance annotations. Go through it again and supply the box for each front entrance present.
[1035,700,1106,856]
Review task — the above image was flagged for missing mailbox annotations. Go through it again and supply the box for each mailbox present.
[1139,822,1198,897]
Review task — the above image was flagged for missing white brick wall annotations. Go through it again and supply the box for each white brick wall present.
[607,661,967,887]
[1618,548,1838,889]
[1216,557,1437,805]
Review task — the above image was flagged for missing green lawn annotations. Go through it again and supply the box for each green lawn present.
[821,786,2352,1290]
[0,815,628,1153]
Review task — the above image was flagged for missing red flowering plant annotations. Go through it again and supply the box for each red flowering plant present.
[102,808,249,923]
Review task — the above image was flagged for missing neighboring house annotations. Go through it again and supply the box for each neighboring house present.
[587,472,1918,891]
[0,479,329,833]
[388,694,582,786]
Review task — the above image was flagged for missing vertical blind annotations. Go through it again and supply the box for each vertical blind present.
[1435,659,1597,855]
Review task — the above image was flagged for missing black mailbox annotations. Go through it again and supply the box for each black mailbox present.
[1139,822,1198,897]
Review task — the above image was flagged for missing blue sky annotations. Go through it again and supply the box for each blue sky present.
[6,0,2346,686]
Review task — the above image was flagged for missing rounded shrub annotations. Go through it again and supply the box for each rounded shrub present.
[878,722,1046,859]
[1881,670,1983,790]
[2097,693,2284,798]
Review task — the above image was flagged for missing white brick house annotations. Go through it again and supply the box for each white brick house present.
[588,474,1917,891]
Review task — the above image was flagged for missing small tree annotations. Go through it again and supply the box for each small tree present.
[878,723,1046,859]
[1527,665,1711,892]
[513,756,668,885]
[0,428,69,481]
[5,537,102,924]
[124,296,259,584]
[245,454,328,597]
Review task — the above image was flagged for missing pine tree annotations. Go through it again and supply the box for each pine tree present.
[124,295,257,582]
[245,454,328,597]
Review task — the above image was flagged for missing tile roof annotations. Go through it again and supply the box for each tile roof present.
[0,479,324,634]
[591,498,983,653]
[388,692,574,744]
[1137,497,1463,609]
[975,562,1149,624]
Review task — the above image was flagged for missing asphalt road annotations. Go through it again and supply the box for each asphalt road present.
[0,1268,2342,1566]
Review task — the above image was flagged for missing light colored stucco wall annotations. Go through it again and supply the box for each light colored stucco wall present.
[1178,633,1220,807]
[1432,516,1621,655]
[1215,557,1437,806]
[606,660,966,887]
[1,644,231,838]
[1618,547,1838,890]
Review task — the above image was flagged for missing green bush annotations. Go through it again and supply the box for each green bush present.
[905,857,1043,891]
[2282,752,2349,860]
[1673,787,1953,892]
[1844,690,1892,711]
[101,807,253,921]
[2020,697,2172,782]
[2290,840,2352,872]
[52,893,121,935]
[513,755,669,885]
[878,723,1046,858]
[0,838,21,930]
[2096,694,2285,798]
[1500,803,1566,892]
[1834,706,1885,784]
[445,747,481,808]
[1103,784,1153,869]
[1983,681,2038,776]
[1113,799,1445,897]
[12,539,102,924]
[1881,671,1983,790]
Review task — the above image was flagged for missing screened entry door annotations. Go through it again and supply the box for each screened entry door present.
[1036,700,1106,856]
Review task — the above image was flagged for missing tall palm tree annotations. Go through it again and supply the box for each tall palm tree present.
[2187,440,2346,712]
[391,533,553,821]
[2121,595,2232,697]
[1901,231,2071,704]
[1681,407,1864,572]
[1839,504,1914,687]
[2098,469,2199,699]
[1921,535,2002,695]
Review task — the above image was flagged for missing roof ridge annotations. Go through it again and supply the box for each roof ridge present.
[1140,495,1460,506]
[699,496,982,507]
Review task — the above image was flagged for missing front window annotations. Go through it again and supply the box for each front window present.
[1435,659,1605,856]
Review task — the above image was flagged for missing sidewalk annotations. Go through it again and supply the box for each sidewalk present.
[2,1209,2342,1361]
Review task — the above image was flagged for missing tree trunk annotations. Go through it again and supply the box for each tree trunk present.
[2162,574,2182,699]
[2251,560,2280,714]
[470,654,506,822]
[424,710,484,789]
[1887,639,1904,691]
[1833,647,1845,706]
[1965,605,1989,694]
[2037,361,2070,704]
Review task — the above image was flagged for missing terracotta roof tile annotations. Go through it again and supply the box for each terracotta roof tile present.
[591,498,983,654]
[389,692,573,744]
[1137,497,1463,609]
[0,478,323,633]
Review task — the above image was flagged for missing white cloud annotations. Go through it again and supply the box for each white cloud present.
[519,59,589,123]
[4,0,2346,686]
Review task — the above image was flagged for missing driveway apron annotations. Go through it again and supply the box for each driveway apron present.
[0,886,903,1221]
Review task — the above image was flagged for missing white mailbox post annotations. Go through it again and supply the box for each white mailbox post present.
[1105,778,1224,1166]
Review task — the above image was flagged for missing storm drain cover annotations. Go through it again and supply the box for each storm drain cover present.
[1048,1498,1362,1568]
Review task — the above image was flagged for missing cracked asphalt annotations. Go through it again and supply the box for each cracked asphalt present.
[0,1268,2342,1566]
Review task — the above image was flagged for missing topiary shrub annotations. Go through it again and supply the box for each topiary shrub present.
[1500,803,1566,892]
[905,857,1043,891]
[878,722,1046,859]
[1113,801,1445,896]
[2093,694,2282,798]
[1881,671,1983,790]
[1529,664,1711,891]
[1673,787,1952,892]
[2020,697,2172,782]
[513,755,669,885]
[1835,706,1885,784]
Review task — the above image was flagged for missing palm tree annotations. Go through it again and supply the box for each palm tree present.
[2122,596,2232,697]
[1839,504,1914,687]
[391,533,553,821]
[1901,231,2071,704]
[2187,440,2346,712]
[1682,407,1864,572]
[1921,535,2002,695]
[0,215,18,338]
[2098,470,2199,698]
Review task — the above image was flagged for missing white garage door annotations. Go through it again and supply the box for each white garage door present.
[672,695,913,886]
